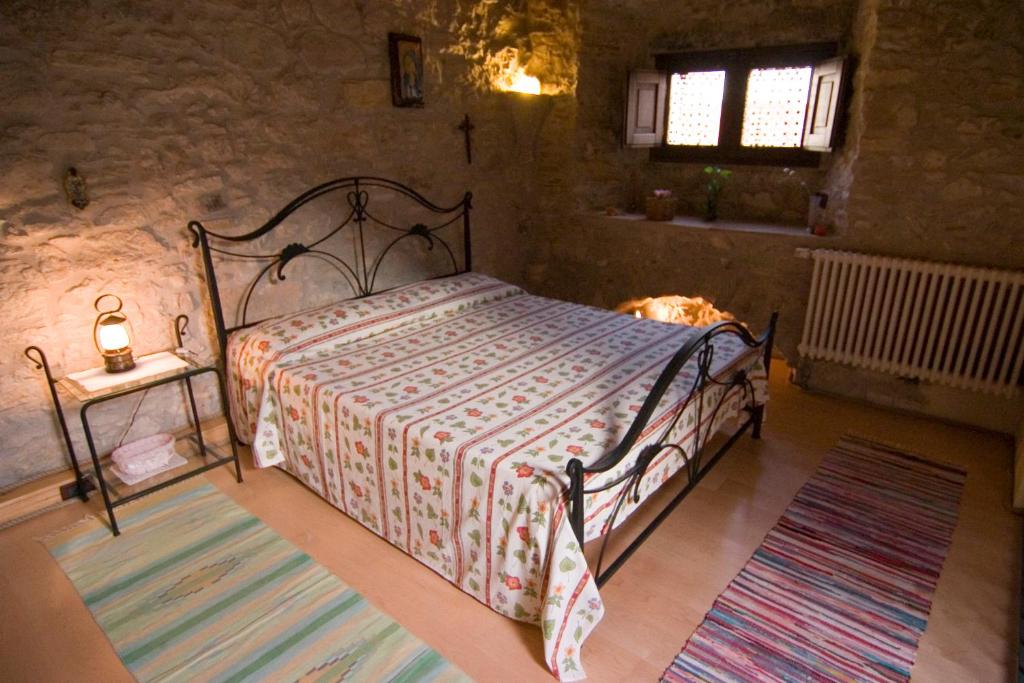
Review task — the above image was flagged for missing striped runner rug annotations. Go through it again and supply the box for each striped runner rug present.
[43,478,468,682]
[662,435,966,682]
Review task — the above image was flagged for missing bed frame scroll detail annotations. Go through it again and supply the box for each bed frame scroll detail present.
[188,176,473,364]
[566,314,778,588]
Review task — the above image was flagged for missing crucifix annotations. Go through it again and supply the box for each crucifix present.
[457,114,474,164]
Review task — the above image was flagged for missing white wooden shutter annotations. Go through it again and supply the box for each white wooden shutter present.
[802,56,847,152]
[624,70,667,147]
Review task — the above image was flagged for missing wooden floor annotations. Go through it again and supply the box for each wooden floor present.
[1,362,1020,682]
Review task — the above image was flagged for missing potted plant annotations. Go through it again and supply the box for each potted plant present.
[703,166,731,221]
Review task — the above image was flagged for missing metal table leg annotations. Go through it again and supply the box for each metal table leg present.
[23,346,94,501]
[80,402,120,535]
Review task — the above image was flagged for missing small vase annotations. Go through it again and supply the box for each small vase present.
[807,192,828,230]
[704,195,718,222]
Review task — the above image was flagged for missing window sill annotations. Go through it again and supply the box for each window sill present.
[649,145,821,168]
[597,212,823,238]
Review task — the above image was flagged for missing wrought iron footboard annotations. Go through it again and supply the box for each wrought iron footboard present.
[566,313,777,587]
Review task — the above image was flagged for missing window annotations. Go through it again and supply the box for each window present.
[740,66,812,148]
[625,43,850,166]
[666,71,725,146]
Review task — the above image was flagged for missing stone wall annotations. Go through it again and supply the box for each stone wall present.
[525,0,1024,431]
[842,0,1024,268]
[0,0,580,490]
[528,0,870,356]
[572,0,859,225]
[795,0,1024,427]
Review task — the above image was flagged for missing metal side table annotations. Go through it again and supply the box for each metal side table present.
[25,315,242,535]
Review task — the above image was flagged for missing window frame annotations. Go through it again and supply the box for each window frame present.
[651,42,838,167]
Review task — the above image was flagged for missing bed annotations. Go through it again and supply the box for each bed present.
[189,177,775,680]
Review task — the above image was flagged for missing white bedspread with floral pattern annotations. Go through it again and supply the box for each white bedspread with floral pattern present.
[226,273,767,680]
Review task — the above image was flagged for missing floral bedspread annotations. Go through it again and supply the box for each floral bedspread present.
[226,273,767,680]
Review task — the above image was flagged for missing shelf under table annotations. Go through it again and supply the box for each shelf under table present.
[97,433,234,506]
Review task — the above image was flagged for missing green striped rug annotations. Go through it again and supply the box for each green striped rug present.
[43,478,469,682]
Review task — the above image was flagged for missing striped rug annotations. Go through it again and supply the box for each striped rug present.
[43,478,468,682]
[663,435,966,683]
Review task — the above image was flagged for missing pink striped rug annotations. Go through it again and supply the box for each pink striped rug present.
[662,435,966,682]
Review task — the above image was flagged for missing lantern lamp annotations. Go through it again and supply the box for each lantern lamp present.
[93,294,135,373]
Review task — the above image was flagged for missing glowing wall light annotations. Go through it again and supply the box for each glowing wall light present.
[502,65,541,94]
[492,52,543,95]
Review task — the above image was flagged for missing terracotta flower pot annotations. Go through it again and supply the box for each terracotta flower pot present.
[645,196,677,221]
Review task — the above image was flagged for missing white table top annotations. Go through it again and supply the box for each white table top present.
[59,351,193,401]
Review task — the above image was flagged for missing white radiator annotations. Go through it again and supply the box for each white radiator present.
[799,250,1024,397]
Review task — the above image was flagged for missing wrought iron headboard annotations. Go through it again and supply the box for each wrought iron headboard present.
[189,176,472,361]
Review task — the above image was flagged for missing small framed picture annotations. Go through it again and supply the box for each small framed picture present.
[388,33,424,107]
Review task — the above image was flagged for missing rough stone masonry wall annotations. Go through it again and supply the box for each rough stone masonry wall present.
[525,0,1024,432]
[841,0,1024,268]
[528,0,867,360]
[796,0,1024,429]
[569,0,858,225]
[0,0,580,490]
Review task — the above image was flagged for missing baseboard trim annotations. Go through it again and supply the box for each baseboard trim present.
[0,469,80,529]
[0,416,230,529]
